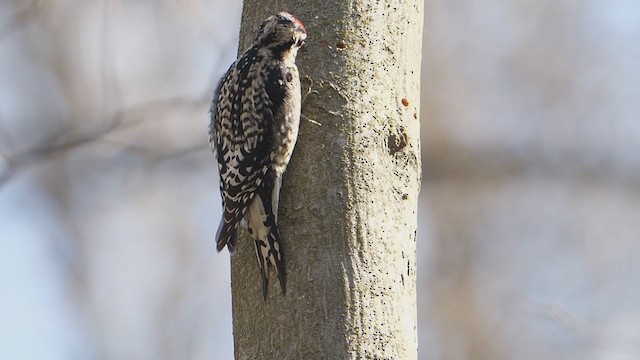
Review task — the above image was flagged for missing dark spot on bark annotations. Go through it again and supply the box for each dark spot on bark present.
[387,128,408,155]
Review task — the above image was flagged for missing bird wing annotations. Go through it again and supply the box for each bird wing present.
[210,56,287,252]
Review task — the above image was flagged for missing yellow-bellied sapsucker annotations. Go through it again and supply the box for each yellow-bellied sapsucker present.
[209,12,307,299]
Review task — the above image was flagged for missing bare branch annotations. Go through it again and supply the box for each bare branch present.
[0,0,45,42]
[0,95,209,188]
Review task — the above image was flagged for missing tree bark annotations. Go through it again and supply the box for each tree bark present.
[230,1,423,358]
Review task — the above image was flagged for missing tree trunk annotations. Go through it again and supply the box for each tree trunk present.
[230,1,423,358]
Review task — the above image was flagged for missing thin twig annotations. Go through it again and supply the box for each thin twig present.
[0,95,208,188]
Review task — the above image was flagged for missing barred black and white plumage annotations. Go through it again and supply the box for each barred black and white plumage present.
[209,12,307,299]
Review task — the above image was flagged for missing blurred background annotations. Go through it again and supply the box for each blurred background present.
[1,0,639,359]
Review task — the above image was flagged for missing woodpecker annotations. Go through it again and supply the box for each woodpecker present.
[209,12,307,299]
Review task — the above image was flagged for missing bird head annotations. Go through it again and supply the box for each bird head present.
[254,12,307,54]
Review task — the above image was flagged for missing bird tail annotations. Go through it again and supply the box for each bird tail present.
[246,189,286,299]
[216,211,239,253]
[253,226,286,299]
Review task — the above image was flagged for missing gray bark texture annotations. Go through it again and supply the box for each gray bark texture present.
[230,1,423,359]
